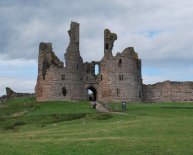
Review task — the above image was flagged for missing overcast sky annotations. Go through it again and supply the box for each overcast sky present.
[0,0,193,96]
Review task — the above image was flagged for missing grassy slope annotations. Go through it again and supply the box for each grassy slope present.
[0,98,193,155]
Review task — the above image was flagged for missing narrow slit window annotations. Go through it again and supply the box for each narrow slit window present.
[105,43,109,50]
[116,88,120,97]
[119,75,122,81]
[118,59,122,67]
[61,74,65,80]
[94,64,99,75]
[139,91,141,98]
[119,75,124,81]
[62,87,67,96]
[137,62,139,69]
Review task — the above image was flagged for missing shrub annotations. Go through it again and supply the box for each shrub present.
[46,113,87,124]
[3,121,26,130]
[90,113,113,120]
[4,125,15,130]
[13,121,26,126]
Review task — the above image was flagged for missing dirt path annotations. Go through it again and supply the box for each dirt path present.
[90,102,129,115]
[90,101,110,112]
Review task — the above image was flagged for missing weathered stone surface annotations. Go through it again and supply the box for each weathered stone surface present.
[36,22,85,101]
[0,95,7,104]
[35,21,193,103]
[35,21,142,103]
[6,87,15,97]
[0,87,34,104]
[104,29,117,57]
[6,87,34,98]
[143,81,193,102]
[95,102,110,113]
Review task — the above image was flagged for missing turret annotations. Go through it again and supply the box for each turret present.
[66,22,79,53]
[65,22,83,71]
[104,29,117,57]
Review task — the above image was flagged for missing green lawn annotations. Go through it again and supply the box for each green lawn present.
[0,97,193,155]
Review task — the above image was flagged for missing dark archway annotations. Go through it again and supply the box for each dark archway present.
[87,86,97,101]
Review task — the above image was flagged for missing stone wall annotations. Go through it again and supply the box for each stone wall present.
[143,81,193,102]
[6,87,34,98]
[0,87,34,104]
[98,29,142,102]
[83,61,100,100]
[0,95,7,104]
[36,22,85,101]
[35,21,193,103]
[35,22,143,103]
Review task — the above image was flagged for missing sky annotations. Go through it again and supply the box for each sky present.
[0,0,193,96]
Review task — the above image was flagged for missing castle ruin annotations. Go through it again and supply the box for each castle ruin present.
[35,22,193,103]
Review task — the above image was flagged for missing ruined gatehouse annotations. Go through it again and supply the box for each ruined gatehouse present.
[35,22,193,103]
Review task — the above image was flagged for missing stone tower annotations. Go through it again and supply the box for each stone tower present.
[35,22,85,101]
[104,29,117,57]
[98,29,142,102]
[35,22,143,102]
[35,22,193,103]
[64,22,85,100]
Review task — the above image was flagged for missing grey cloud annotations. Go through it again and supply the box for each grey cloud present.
[1,0,193,95]
[0,1,193,70]
[1,0,193,60]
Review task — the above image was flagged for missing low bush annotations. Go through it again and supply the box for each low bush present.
[44,113,87,124]
[3,125,15,130]
[13,121,26,126]
[90,113,113,120]
[3,121,26,130]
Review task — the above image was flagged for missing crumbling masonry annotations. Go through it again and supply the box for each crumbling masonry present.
[35,22,193,102]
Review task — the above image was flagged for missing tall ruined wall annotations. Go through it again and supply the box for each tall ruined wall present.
[35,22,85,101]
[98,29,117,102]
[35,43,66,101]
[36,65,84,101]
[110,47,142,102]
[143,81,193,102]
[98,29,142,102]
[64,22,85,100]
[35,23,143,102]
[83,61,100,100]
[35,21,193,103]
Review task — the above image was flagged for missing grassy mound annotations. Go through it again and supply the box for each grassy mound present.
[1,98,193,154]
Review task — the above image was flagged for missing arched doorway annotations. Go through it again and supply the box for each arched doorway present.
[87,86,97,101]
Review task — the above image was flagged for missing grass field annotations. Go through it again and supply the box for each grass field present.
[0,97,193,155]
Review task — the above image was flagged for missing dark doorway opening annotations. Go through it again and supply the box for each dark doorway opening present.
[87,86,97,101]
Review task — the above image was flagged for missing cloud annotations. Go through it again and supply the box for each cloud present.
[0,77,36,96]
[0,0,193,95]
[0,58,37,95]
[143,66,193,84]
[1,0,192,62]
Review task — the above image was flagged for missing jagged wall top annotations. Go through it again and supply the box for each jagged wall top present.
[67,22,80,52]
[104,29,117,57]
[39,43,63,68]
